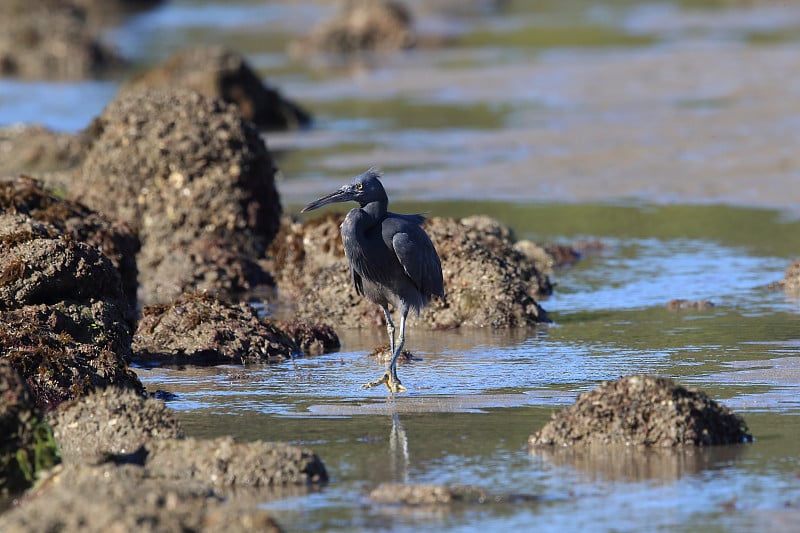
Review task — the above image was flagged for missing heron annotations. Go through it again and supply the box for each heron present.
[301,168,445,392]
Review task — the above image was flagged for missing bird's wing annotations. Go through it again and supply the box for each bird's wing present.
[392,228,444,298]
[350,264,364,296]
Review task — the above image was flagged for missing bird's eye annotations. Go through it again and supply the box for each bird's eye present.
[356,183,363,191]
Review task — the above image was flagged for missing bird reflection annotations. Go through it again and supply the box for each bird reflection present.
[389,412,409,482]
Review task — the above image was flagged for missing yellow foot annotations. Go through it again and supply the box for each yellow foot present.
[361,372,407,393]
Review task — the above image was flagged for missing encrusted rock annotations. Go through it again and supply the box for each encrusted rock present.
[370,483,488,505]
[0,210,142,410]
[278,321,341,356]
[291,0,416,58]
[1,304,143,411]
[1,384,327,530]
[2,381,326,530]
[125,46,311,131]
[0,359,60,495]
[0,125,87,177]
[271,213,549,329]
[528,375,752,448]
[75,89,281,304]
[771,258,800,294]
[666,299,715,311]
[145,437,328,488]
[0,463,284,533]
[133,293,301,365]
[367,344,413,364]
[369,482,538,506]
[0,0,122,80]
[0,233,121,308]
[48,387,183,464]
[0,176,140,310]
[145,237,275,305]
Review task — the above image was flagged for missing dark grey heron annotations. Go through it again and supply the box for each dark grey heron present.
[302,168,445,392]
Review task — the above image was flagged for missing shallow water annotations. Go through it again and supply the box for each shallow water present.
[3,0,800,531]
[136,202,800,533]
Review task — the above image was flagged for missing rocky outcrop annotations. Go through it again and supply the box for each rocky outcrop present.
[0,176,139,310]
[0,359,60,496]
[0,466,285,533]
[0,125,87,178]
[270,213,550,329]
[124,46,311,131]
[0,386,327,532]
[278,321,341,356]
[369,482,538,506]
[132,294,340,364]
[771,258,800,294]
[134,294,293,364]
[1,181,143,411]
[1,391,326,532]
[74,89,281,305]
[291,0,416,59]
[145,437,327,489]
[529,375,752,448]
[48,387,182,464]
[0,0,122,80]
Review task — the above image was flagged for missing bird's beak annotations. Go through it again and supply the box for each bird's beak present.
[301,186,354,212]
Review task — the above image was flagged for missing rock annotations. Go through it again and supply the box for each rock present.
[570,239,606,257]
[145,237,275,305]
[0,359,60,496]
[48,387,182,464]
[770,258,800,294]
[132,293,301,365]
[369,483,488,505]
[291,0,416,59]
[666,299,715,311]
[513,240,558,275]
[0,176,140,310]
[0,209,143,410]
[1,379,327,530]
[0,125,87,177]
[271,213,550,329]
[75,89,281,305]
[145,437,328,489]
[0,0,122,80]
[0,380,327,531]
[515,239,606,276]
[542,243,582,268]
[71,0,164,26]
[528,375,752,448]
[278,321,341,356]
[426,215,551,328]
[369,482,539,505]
[125,46,311,131]
[0,463,285,533]
[367,344,413,364]
[0,230,122,308]
[1,304,143,411]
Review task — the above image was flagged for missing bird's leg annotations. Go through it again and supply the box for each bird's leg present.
[385,309,409,393]
[362,307,408,393]
[382,305,396,356]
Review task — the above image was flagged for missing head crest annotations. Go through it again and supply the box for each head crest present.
[363,167,383,180]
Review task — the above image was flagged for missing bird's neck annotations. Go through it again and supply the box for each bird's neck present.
[361,199,387,221]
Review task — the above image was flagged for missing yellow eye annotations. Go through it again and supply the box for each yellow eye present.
[356,183,363,190]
